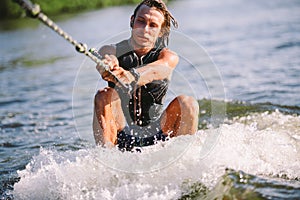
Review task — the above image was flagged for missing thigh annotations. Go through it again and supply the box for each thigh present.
[160,97,181,136]
[95,87,126,131]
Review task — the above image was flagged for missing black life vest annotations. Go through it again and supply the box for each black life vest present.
[109,39,169,126]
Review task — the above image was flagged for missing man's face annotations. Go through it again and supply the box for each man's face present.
[131,5,164,49]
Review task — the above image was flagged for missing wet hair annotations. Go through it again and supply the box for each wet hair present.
[132,0,178,47]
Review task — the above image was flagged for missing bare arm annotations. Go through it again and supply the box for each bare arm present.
[96,45,178,87]
[136,48,179,86]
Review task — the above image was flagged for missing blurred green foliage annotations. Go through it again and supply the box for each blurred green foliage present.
[0,0,142,19]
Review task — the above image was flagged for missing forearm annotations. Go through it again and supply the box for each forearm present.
[136,64,173,86]
[135,48,178,86]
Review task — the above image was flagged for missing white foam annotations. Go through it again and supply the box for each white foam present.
[13,111,300,199]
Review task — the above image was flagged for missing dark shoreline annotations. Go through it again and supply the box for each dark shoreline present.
[1,0,143,19]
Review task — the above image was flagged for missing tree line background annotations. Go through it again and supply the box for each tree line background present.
[1,0,143,19]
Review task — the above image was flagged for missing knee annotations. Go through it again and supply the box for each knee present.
[94,87,117,106]
[177,95,199,116]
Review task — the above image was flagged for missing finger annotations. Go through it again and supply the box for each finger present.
[102,73,115,83]
[102,59,114,71]
[96,64,105,74]
[104,54,111,60]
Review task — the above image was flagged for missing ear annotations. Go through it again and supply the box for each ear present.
[130,15,135,28]
[158,27,165,37]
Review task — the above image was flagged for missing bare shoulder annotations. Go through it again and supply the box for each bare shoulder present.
[160,48,178,58]
[159,48,179,68]
[98,45,116,57]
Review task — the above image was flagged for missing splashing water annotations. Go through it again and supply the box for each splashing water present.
[11,110,300,199]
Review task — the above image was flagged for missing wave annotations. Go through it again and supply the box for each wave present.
[198,99,300,129]
[10,106,300,199]
[276,41,300,50]
[205,169,300,200]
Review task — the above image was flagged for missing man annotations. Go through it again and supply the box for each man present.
[93,0,199,151]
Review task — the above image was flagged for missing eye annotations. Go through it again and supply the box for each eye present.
[150,23,159,28]
[136,18,145,24]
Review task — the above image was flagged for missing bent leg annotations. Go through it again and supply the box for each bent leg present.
[160,95,199,137]
[93,87,126,146]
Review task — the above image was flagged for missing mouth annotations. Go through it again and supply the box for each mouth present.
[137,35,150,41]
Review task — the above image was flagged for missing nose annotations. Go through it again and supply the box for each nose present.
[143,24,150,33]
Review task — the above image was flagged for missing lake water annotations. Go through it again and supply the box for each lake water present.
[1,0,300,199]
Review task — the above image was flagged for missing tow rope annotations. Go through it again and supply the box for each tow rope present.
[13,0,129,90]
